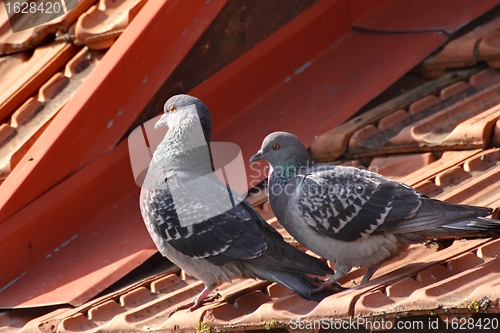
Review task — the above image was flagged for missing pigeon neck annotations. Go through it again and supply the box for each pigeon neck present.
[267,155,309,216]
[154,117,214,174]
[269,155,311,185]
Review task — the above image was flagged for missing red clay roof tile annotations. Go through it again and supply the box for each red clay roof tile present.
[0,43,79,123]
[377,109,408,131]
[418,10,500,77]
[413,179,443,198]
[463,149,500,172]
[439,81,470,100]
[0,123,15,148]
[10,98,42,127]
[0,47,102,181]
[341,69,500,157]
[408,95,440,115]
[370,153,436,181]
[74,0,147,50]
[0,0,96,55]
[87,299,126,322]
[399,150,481,186]
[207,291,274,326]
[309,69,480,162]
[437,157,500,207]
[349,124,380,152]
[353,239,493,317]
[24,238,494,332]
[38,73,69,102]
[481,30,500,68]
[435,166,472,188]
[492,118,500,145]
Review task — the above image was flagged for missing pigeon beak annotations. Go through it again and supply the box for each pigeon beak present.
[155,113,168,129]
[249,150,264,163]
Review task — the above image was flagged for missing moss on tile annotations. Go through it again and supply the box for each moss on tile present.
[196,321,211,333]
[264,318,277,330]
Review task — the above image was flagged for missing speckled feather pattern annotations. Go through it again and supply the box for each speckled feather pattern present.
[139,95,333,301]
[254,132,500,283]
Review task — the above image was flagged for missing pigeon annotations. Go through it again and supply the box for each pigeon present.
[139,96,334,311]
[250,131,500,292]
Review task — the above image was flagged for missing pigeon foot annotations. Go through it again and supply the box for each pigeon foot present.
[309,280,345,295]
[168,288,221,317]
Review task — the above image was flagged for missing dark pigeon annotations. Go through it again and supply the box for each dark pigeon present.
[250,131,500,292]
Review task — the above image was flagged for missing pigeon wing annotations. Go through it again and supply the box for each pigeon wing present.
[292,166,494,242]
[292,166,423,242]
[140,173,268,266]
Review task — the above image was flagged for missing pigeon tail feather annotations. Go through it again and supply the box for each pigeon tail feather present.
[253,268,336,302]
[438,217,500,239]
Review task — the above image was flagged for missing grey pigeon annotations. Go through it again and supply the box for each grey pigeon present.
[139,96,334,311]
[250,131,500,292]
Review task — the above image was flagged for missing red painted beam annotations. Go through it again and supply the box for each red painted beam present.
[0,140,156,307]
[349,0,500,33]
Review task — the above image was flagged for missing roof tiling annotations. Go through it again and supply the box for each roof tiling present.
[0,0,95,55]
[73,0,147,50]
[347,69,500,158]
[2,0,500,332]
[309,69,481,162]
[9,70,500,333]
[417,8,500,78]
[0,43,79,124]
[0,47,104,181]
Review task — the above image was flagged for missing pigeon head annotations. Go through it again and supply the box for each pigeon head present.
[250,132,311,169]
[155,94,213,142]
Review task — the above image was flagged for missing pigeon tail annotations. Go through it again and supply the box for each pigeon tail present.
[254,268,336,302]
[394,199,499,240]
[439,217,500,239]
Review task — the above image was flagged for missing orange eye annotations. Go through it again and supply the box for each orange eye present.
[272,144,280,150]
[169,106,177,112]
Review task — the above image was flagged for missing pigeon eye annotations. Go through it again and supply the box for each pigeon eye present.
[169,106,177,112]
[273,144,280,150]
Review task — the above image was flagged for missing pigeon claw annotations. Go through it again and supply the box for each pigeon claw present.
[168,289,221,317]
[303,275,325,288]
[309,281,345,295]
[195,291,221,308]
